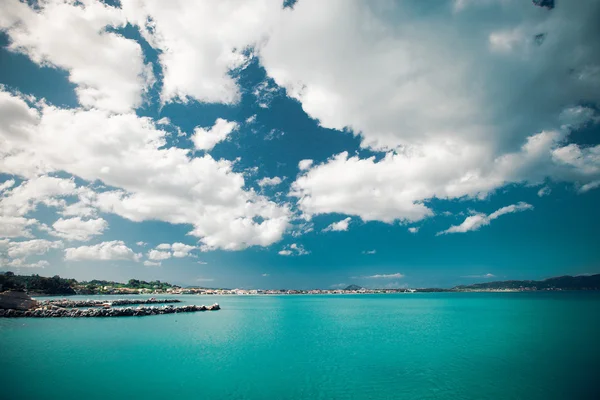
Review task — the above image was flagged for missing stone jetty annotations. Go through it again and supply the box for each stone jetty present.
[0,303,220,318]
[40,298,181,308]
[0,290,220,318]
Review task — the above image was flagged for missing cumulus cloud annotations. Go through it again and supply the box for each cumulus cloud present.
[147,250,171,261]
[323,217,351,232]
[258,176,283,187]
[270,1,600,222]
[278,243,309,256]
[0,90,291,251]
[0,179,15,192]
[0,0,154,112]
[171,243,196,258]
[65,240,141,262]
[50,217,108,241]
[298,159,313,171]
[0,175,79,238]
[291,126,600,224]
[121,0,282,105]
[438,202,534,235]
[147,243,197,260]
[408,227,419,234]
[6,239,63,259]
[191,118,239,151]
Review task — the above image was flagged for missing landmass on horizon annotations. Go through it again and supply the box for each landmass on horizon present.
[1,271,599,296]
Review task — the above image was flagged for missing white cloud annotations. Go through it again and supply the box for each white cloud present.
[6,239,63,259]
[353,273,405,279]
[0,90,291,251]
[438,202,533,235]
[50,217,108,241]
[298,159,313,171]
[197,261,208,265]
[246,115,257,124]
[362,249,376,255]
[121,0,282,105]
[150,242,197,258]
[262,273,269,277]
[260,1,600,152]
[323,217,351,232]
[537,186,551,197]
[462,273,496,279]
[258,176,283,187]
[278,243,309,256]
[290,128,600,223]
[147,249,171,261]
[489,28,524,53]
[0,216,38,238]
[136,241,147,246]
[0,179,15,192]
[191,118,239,151]
[580,180,600,193]
[0,0,153,112]
[65,240,141,262]
[408,227,419,234]
[171,242,196,258]
[6,259,50,268]
[0,175,77,217]
[264,1,600,222]
[143,260,161,267]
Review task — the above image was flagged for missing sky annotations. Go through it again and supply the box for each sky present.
[0,0,599,289]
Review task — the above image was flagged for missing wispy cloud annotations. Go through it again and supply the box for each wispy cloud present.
[352,273,405,279]
[278,243,310,256]
[438,202,533,235]
[323,217,351,232]
[537,186,551,197]
[462,273,496,279]
[362,249,376,255]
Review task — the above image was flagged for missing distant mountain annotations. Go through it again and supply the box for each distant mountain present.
[345,284,363,291]
[453,274,600,291]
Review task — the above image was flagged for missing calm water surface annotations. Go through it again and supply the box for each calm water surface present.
[1,292,599,399]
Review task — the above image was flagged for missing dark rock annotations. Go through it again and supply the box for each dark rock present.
[0,290,39,311]
[532,0,554,10]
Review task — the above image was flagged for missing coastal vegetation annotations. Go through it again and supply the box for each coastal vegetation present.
[452,274,600,291]
[0,272,177,295]
[0,272,76,295]
[1,272,599,296]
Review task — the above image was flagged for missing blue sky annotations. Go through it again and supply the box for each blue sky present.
[0,0,599,289]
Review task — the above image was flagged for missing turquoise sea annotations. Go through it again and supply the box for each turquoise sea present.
[1,292,600,399]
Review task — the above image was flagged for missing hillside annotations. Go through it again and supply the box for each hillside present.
[453,274,600,291]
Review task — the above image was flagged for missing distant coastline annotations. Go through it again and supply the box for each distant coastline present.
[2,272,599,296]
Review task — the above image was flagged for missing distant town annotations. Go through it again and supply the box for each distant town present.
[1,272,599,296]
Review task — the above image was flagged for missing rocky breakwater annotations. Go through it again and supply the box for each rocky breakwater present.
[0,303,220,318]
[41,298,182,308]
